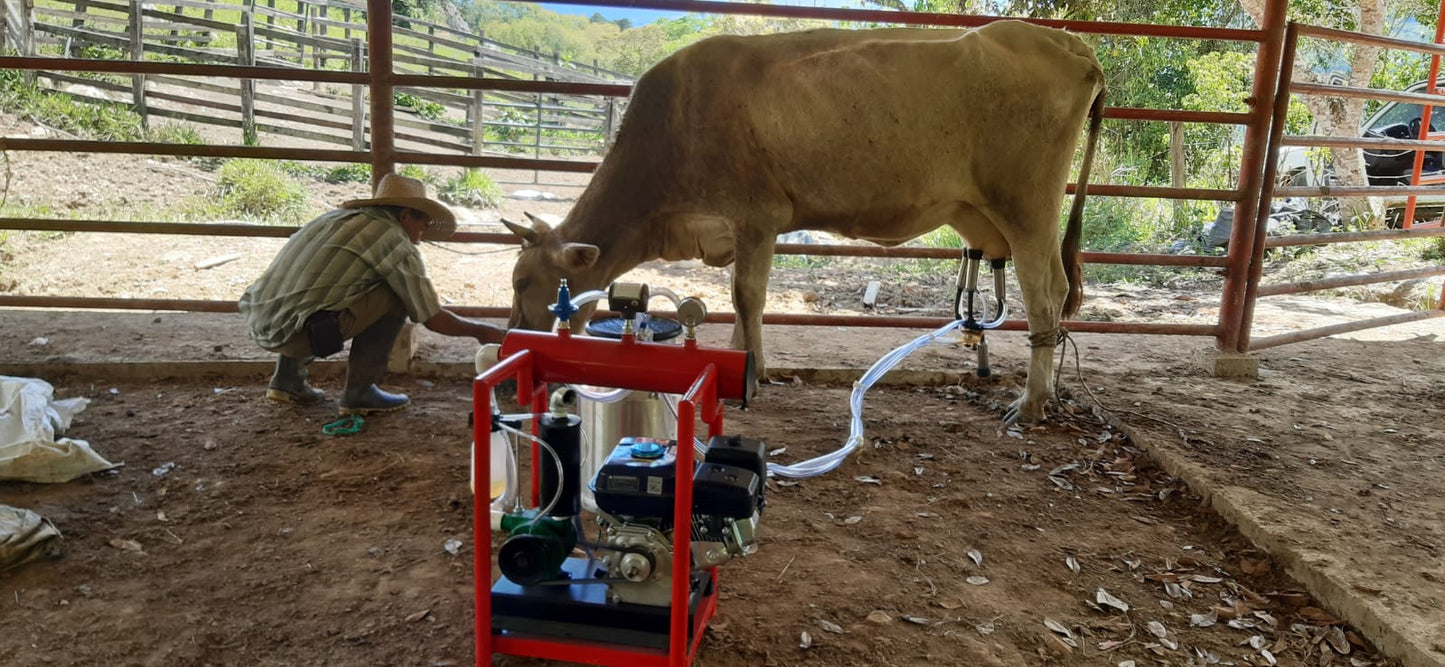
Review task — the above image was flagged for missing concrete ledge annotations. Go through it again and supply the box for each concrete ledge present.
[1195,348,1260,379]
[0,362,982,388]
[1108,414,1443,667]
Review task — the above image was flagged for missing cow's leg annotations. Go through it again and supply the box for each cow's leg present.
[729,225,778,379]
[1004,242,1069,425]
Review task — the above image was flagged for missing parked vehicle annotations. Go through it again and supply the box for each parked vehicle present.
[1278,79,1445,227]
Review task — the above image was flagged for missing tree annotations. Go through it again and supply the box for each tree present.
[1239,0,1386,223]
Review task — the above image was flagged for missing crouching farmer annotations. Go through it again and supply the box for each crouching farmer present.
[239,173,505,415]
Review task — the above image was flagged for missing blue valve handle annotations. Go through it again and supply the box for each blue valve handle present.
[548,279,578,322]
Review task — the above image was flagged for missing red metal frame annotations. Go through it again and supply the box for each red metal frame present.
[472,327,748,667]
[1402,0,1445,230]
[1238,5,1445,349]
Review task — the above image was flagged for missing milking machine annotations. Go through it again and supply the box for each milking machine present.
[468,245,1009,665]
[953,248,1010,378]
[472,281,764,667]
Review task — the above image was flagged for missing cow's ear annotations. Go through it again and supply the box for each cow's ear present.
[556,243,600,271]
[501,217,542,247]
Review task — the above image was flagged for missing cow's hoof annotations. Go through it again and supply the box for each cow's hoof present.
[1004,397,1045,426]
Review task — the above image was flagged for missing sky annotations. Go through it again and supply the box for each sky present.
[538,0,872,27]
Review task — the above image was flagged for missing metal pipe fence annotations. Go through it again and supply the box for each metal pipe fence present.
[19,0,1437,352]
[1237,20,1445,351]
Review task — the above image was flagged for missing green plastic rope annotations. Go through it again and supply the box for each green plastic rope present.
[322,414,365,436]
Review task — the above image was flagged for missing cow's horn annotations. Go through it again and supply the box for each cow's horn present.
[501,217,541,246]
[522,211,553,233]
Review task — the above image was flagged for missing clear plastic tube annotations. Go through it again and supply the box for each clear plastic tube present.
[766,319,965,478]
[660,319,965,480]
[499,421,567,524]
[663,393,713,460]
[648,286,684,308]
[569,289,608,310]
[569,385,631,403]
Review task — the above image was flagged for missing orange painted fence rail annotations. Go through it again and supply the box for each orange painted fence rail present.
[1237,20,1445,352]
[32,0,1445,353]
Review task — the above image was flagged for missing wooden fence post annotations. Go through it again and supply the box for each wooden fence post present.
[426,25,435,75]
[169,4,182,43]
[351,37,366,150]
[341,7,350,41]
[309,5,320,90]
[532,73,542,182]
[70,1,86,38]
[239,13,256,145]
[603,97,617,147]
[469,51,485,155]
[22,0,36,59]
[129,0,147,127]
[295,1,308,67]
[265,0,273,29]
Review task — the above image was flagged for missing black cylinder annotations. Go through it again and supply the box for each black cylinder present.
[538,413,582,517]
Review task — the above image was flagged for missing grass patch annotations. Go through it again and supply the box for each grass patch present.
[772,254,831,269]
[397,164,434,184]
[0,67,145,141]
[394,92,445,120]
[437,169,503,208]
[147,122,206,144]
[322,162,371,184]
[214,158,309,223]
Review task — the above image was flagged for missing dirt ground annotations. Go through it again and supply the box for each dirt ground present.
[3,110,1445,666]
[0,362,1416,667]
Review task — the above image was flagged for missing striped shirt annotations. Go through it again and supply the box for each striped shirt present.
[239,207,443,350]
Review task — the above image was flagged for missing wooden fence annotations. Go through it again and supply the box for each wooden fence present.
[2,0,630,160]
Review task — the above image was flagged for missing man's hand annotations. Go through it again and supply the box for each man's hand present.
[423,308,507,344]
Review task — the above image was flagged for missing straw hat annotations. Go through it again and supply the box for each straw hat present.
[341,173,457,241]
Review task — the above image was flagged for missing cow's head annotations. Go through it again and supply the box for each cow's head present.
[503,213,603,331]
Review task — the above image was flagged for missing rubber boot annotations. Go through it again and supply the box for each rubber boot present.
[339,314,410,416]
[266,355,325,406]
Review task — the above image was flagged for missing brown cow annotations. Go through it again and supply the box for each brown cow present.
[504,20,1106,424]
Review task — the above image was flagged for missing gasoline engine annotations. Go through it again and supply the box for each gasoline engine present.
[587,434,766,605]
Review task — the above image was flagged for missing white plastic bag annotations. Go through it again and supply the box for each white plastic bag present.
[0,504,62,572]
[0,376,116,483]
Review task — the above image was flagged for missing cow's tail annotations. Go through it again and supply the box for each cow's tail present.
[1061,89,1105,320]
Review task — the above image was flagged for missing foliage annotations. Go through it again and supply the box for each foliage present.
[438,168,503,208]
[78,43,126,61]
[215,159,309,223]
[1418,235,1445,261]
[1081,196,1176,254]
[0,67,145,141]
[147,122,206,145]
[1367,47,1434,118]
[397,164,434,184]
[463,0,622,66]
[324,162,372,184]
[772,254,831,269]
[393,0,442,25]
[488,107,532,147]
[394,92,446,120]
